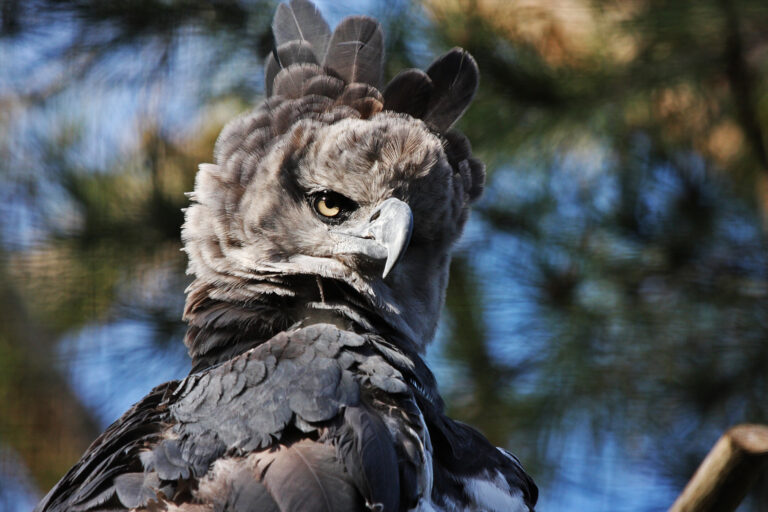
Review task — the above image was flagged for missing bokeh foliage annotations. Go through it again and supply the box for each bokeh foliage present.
[1,0,767,509]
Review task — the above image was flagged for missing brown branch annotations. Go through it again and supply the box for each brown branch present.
[668,424,768,512]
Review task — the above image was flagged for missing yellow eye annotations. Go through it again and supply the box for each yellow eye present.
[316,197,341,217]
[311,190,357,223]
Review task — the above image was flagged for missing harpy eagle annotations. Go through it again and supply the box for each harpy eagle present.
[35,1,538,510]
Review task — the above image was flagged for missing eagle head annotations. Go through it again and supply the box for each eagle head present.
[181,0,484,365]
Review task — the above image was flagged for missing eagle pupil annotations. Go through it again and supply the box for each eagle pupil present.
[323,195,337,209]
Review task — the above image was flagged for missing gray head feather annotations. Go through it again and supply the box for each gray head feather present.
[323,16,384,87]
[273,0,331,60]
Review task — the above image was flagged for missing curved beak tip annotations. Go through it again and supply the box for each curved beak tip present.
[377,199,413,279]
[382,251,398,279]
[382,260,396,279]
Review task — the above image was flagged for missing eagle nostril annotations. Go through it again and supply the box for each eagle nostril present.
[369,209,381,222]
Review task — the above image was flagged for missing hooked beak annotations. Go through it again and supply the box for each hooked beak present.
[330,197,414,278]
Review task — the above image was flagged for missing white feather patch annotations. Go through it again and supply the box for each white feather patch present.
[463,471,527,512]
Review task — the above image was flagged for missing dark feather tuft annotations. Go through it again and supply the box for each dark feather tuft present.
[423,48,479,132]
[383,68,434,119]
[444,130,485,202]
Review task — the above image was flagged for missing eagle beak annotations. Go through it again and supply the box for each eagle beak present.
[371,198,414,278]
[330,197,413,279]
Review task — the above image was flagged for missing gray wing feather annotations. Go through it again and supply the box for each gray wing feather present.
[260,440,363,512]
[336,406,401,512]
[113,473,167,509]
[225,472,281,512]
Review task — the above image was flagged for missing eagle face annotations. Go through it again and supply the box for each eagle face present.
[241,115,457,277]
[183,49,482,355]
[227,115,461,342]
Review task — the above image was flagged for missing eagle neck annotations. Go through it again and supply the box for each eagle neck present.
[182,276,417,372]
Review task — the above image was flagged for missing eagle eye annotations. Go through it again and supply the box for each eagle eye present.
[311,190,356,222]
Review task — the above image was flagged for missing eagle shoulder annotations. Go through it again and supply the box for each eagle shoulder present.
[37,324,431,511]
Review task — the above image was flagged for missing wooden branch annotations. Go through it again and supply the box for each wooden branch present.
[669,424,768,512]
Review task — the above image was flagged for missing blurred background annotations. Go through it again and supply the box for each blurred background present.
[1,0,767,510]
